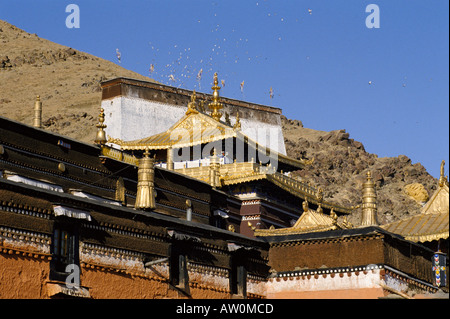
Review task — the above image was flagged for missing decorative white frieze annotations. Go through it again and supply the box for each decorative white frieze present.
[0,226,51,254]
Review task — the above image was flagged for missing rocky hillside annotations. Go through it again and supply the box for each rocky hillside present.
[282,116,438,225]
[1,19,438,225]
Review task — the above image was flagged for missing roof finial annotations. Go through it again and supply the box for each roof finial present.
[135,147,156,210]
[209,147,221,187]
[186,90,198,115]
[209,72,223,121]
[361,170,378,226]
[95,108,107,145]
[302,200,309,212]
[33,95,42,129]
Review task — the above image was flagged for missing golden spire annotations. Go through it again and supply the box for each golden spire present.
[208,72,223,121]
[33,95,42,129]
[167,147,174,171]
[209,148,221,187]
[95,108,107,145]
[135,148,156,210]
[186,90,199,115]
[361,171,378,226]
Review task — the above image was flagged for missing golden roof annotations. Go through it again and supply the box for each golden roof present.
[107,106,308,171]
[381,163,449,243]
[421,182,449,215]
[382,211,449,243]
[255,207,353,237]
[109,111,236,150]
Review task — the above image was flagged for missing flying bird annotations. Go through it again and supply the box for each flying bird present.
[240,81,245,93]
[116,48,121,63]
[197,68,203,81]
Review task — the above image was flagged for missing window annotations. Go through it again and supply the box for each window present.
[230,257,247,298]
[50,224,79,283]
[213,209,229,230]
[169,244,189,293]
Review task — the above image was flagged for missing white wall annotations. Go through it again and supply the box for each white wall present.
[102,96,286,155]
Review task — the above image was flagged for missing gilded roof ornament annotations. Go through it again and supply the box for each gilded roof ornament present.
[95,108,107,145]
[300,157,314,166]
[302,200,309,212]
[342,216,353,228]
[209,72,223,121]
[361,171,378,226]
[316,203,323,214]
[135,148,156,210]
[209,148,221,187]
[33,95,43,129]
[331,209,338,225]
[254,204,352,237]
[186,90,199,115]
[330,208,336,218]
[107,136,124,145]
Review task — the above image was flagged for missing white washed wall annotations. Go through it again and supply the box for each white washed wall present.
[102,96,186,142]
[102,96,286,155]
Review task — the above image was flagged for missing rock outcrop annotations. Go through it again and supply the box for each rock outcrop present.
[282,115,437,225]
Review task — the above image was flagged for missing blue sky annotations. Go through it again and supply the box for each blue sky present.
[1,0,448,178]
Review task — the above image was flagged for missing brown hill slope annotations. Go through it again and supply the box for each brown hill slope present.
[282,116,437,225]
[1,20,437,225]
[0,19,155,142]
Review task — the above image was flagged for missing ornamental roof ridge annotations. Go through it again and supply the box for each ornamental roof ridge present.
[380,162,449,243]
[381,211,449,243]
[421,181,449,215]
[254,208,352,237]
[111,110,236,150]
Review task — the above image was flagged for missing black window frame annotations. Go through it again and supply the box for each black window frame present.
[50,218,80,284]
[169,242,190,293]
[230,252,247,298]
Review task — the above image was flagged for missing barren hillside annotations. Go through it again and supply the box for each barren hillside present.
[0,19,438,225]
[282,116,437,225]
[0,19,155,142]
